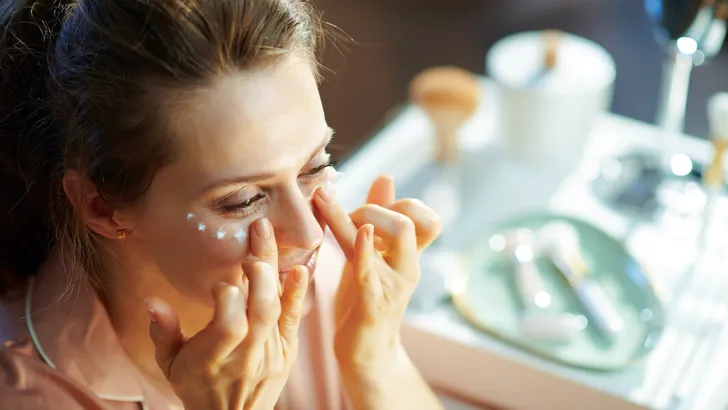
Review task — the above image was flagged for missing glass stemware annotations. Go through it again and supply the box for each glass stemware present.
[591,0,728,217]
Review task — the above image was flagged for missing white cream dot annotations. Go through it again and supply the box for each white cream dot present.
[233,228,247,244]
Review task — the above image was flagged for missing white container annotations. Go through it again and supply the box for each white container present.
[486,31,616,163]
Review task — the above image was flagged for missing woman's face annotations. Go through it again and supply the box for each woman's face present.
[127,57,331,303]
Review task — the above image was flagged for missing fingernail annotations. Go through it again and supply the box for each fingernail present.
[253,262,277,300]
[365,224,374,242]
[255,218,271,239]
[317,181,336,203]
[144,299,157,323]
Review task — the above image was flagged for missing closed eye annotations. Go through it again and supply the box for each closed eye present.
[302,159,337,178]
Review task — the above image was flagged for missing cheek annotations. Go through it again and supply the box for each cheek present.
[181,211,252,269]
[135,209,251,302]
[186,212,250,250]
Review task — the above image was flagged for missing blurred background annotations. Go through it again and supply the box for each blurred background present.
[314,0,728,160]
[321,3,728,408]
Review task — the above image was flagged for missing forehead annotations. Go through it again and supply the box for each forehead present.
[170,57,327,178]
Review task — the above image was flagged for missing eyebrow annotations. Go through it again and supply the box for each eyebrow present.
[202,127,335,192]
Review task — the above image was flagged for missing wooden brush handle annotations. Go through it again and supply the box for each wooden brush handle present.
[704,138,728,188]
[543,30,564,70]
[428,109,467,165]
[435,126,459,164]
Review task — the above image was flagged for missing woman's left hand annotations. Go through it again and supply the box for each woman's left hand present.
[313,175,442,387]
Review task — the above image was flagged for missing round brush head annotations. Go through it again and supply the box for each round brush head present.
[409,66,480,117]
[409,67,480,164]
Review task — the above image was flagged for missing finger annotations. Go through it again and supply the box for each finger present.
[240,261,281,355]
[146,297,185,379]
[186,282,251,363]
[353,224,381,320]
[348,204,418,273]
[384,198,443,251]
[250,218,281,294]
[313,181,358,259]
[366,175,396,206]
[240,272,250,301]
[278,265,310,346]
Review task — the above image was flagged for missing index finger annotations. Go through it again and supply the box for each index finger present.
[313,181,357,259]
[366,175,396,206]
[248,218,281,295]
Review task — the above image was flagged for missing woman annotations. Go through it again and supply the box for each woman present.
[0,0,445,409]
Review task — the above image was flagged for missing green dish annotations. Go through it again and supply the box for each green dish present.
[450,212,665,371]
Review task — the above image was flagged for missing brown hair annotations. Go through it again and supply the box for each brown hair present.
[0,0,323,297]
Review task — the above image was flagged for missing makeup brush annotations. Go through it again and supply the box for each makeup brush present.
[703,92,728,190]
[409,66,480,164]
[526,29,564,87]
[543,29,563,71]
[408,68,479,310]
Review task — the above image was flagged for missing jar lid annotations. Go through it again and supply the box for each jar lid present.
[487,31,616,94]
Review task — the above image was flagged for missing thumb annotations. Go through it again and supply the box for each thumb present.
[145,297,184,379]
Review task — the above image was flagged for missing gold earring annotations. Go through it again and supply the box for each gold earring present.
[115,230,127,240]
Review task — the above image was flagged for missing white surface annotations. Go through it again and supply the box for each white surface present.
[336,78,728,410]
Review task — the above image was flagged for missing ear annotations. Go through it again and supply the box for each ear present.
[62,171,134,240]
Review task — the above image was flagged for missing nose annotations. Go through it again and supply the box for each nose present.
[269,182,324,251]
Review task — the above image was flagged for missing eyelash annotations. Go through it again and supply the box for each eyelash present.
[302,159,338,180]
[218,159,338,217]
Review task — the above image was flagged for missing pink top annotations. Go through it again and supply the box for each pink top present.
[0,232,351,410]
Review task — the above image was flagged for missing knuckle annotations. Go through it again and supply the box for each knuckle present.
[359,267,379,289]
[399,198,422,211]
[402,198,441,231]
[215,318,248,341]
[257,246,278,260]
[262,244,278,257]
[360,203,379,216]
[249,298,280,324]
[199,361,219,379]
[279,314,301,333]
[392,214,415,235]
[282,299,304,321]
[217,283,239,301]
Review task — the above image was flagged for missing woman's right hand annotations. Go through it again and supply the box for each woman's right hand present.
[145,218,309,410]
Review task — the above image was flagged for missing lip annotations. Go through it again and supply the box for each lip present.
[278,250,318,282]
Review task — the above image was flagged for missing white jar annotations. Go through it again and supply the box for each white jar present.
[487,31,616,164]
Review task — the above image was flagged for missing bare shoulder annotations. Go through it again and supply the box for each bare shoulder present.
[0,344,105,410]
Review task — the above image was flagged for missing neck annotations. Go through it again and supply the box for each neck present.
[102,264,213,398]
